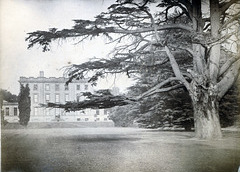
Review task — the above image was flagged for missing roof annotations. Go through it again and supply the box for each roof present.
[19,77,89,84]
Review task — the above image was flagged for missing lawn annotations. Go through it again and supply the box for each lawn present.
[1,127,240,172]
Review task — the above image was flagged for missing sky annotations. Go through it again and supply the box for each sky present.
[0,0,134,95]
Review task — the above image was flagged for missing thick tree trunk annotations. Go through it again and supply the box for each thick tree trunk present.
[191,87,222,139]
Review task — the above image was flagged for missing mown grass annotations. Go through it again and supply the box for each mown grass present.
[2,128,240,172]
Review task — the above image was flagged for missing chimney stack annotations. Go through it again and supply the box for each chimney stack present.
[40,71,44,77]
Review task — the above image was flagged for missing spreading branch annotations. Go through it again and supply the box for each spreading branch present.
[40,90,136,111]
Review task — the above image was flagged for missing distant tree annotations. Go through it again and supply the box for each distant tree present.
[18,84,31,126]
[109,104,138,127]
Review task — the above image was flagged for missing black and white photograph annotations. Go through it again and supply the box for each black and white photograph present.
[0,0,240,171]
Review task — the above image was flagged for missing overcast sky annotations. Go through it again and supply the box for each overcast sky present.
[0,0,133,95]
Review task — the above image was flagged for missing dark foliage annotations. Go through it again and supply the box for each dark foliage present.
[18,84,31,126]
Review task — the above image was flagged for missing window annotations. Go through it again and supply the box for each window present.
[84,84,88,90]
[96,109,100,115]
[64,85,69,91]
[5,108,9,116]
[76,85,80,91]
[45,109,50,116]
[65,94,69,102]
[76,95,80,102]
[34,94,38,103]
[104,118,108,121]
[104,109,108,115]
[45,84,50,91]
[34,108,38,116]
[55,108,60,115]
[14,108,18,116]
[77,118,81,121]
[55,84,60,91]
[46,94,50,102]
[55,94,60,103]
[96,118,100,121]
[33,84,38,90]
[85,118,89,121]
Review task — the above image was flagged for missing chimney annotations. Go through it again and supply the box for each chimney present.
[40,71,44,77]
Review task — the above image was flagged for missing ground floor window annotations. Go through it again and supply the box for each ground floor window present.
[14,107,18,116]
[5,107,9,116]
[45,109,50,116]
[34,108,38,116]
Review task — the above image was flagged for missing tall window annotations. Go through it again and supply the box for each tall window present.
[96,109,100,115]
[55,84,60,91]
[33,84,38,90]
[34,94,38,103]
[5,107,9,116]
[45,109,50,116]
[84,84,88,90]
[14,108,18,116]
[55,94,60,103]
[65,94,69,102]
[55,108,60,115]
[34,108,38,116]
[76,95,80,102]
[76,85,80,91]
[64,85,69,91]
[104,109,108,115]
[45,94,50,102]
[45,84,50,91]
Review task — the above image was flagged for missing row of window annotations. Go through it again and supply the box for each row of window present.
[32,108,107,117]
[33,84,89,91]
[4,107,18,116]
[77,118,108,121]
[33,94,70,103]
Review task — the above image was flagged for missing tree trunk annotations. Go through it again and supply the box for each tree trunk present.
[190,83,222,139]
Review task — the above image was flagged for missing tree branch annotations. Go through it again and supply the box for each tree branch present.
[26,24,193,51]
[220,0,239,14]
[164,46,190,90]
[219,55,240,76]
[137,77,180,99]
[217,59,240,99]
[41,90,136,111]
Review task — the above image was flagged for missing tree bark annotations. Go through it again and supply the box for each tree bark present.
[191,83,222,139]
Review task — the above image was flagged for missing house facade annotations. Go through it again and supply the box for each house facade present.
[17,71,113,124]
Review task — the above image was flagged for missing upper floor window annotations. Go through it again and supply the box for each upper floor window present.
[76,85,80,91]
[34,94,38,103]
[45,84,50,91]
[34,108,38,116]
[55,94,60,103]
[65,94,69,102]
[64,85,69,91]
[84,84,88,90]
[55,84,60,91]
[46,94,50,102]
[33,84,38,91]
